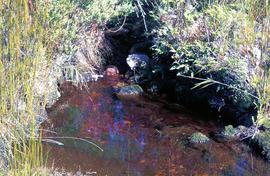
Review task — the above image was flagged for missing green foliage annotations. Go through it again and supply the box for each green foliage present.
[48,0,135,85]
[82,0,134,24]
[155,2,253,78]
[152,0,270,126]
[49,0,78,55]
[49,0,134,55]
[243,0,270,126]
[261,119,270,129]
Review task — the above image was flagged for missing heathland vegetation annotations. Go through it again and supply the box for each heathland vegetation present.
[0,0,269,175]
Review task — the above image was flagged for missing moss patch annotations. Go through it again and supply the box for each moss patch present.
[190,132,210,144]
[222,125,238,137]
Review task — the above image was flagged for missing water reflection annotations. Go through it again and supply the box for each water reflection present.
[42,78,270,175]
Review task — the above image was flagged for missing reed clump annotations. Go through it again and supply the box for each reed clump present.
[0,0,51,175]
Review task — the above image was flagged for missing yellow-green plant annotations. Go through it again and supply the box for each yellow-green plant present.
[0,0,51,175]
[246,0,270,127]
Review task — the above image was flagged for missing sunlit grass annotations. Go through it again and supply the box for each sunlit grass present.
[0,0,51,175]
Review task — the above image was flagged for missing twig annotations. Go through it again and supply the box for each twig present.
[42,139,64,146]
[42,136,103,152]
[136,0,148,32]
[105,16,127,33]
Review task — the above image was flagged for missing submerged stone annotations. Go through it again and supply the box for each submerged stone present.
[222,125,239,138]
[212,125,250,142]
[190,132,210,144]
[115,84,144,96]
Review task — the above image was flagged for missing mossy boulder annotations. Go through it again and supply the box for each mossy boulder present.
[190,132,210,144]
[222,125,239,138]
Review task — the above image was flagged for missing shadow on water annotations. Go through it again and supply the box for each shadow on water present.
[42,76,270,175]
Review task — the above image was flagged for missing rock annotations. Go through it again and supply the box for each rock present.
[104,65,119,77]
[126,53,152,83]
[222,125,239,138]
[238,126,258,140]
[126,53,149,71]
[211,125,251,143]
[115,84,144,96]
[190,132,210,144]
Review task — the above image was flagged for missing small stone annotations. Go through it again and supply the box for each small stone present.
[104,65,119,77]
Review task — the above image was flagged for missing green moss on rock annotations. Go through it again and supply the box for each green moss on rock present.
[190,132,210,144]
[222,125,238,137]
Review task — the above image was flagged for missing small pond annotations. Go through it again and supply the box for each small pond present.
[42,76,270,176]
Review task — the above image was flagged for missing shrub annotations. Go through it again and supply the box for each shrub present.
[152,0,270,125]
[48,0,135,85]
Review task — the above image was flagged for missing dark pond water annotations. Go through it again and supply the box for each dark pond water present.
[42,76,270,176]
